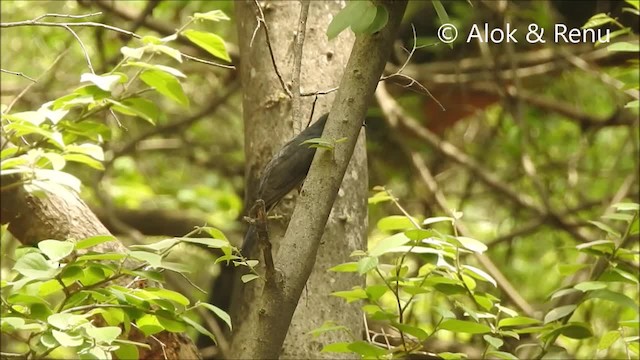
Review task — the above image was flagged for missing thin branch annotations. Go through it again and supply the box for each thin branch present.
[290,0,311,133]
[251,0,293,98]
[0,69,36,83]
[61,24,95,73]
[0,18,234,70]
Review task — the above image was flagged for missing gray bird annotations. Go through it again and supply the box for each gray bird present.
[242,112,329,255]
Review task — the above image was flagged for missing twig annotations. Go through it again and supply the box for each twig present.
[61,24,95,74]
[250,0,293,98]
[290,0,311,132]
[1,18,234,70]
[0,69,36,83]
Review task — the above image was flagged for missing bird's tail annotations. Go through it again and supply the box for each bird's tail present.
[241,224,257,257]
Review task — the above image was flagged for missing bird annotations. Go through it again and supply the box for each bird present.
[241,112,329,256]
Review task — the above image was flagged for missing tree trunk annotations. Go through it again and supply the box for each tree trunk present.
[231,1,366,358]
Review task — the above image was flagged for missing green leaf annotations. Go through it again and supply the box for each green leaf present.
[75,235,116,250]
[456,236,488,253]
[608,42,640,52]
[328,262,359,273]
[241,274,259,283]
[125,61,186,78]
[366,6,389,34]
[194,10,230,22]
[308,321,349,338]
[114,342,139,360]
[440,319,491,334]
[52,329,84,347]
[587,289,639,312]
[63,153,104,170]
[423,216,454,226]
[139,70,189,107]
[574,281,607,292]
[498,316,540,328]
[588,221,621,237]
[182,315,216,343]
[148,44,183,62]
[327,2,358,40]
[38,239,74,262]
[322,342,351,353]
[437,352,467,360]
[369,232,410,256]
[332,287,368,303]
[483,334,504,348]
[129,251,163,267]
[107,98,159,124]
[121,46,145,59]
[86,325,121,344]
[365,284,388,301]
[393,322,428,341]
[432,0,450,24]
[350,2,377,34]
[462,265,496,287]
[199,302,232,330]
[13,252,61,280]
[80,73,124,92]
[144,288,190,306]
[582,13,614,29]
[376,215,416,231]
[136,314,164,336]
[556,322,593,339]
[347,341,388,357]
[182,30,231,62]
[598,330,621,350]
[357,256,378,274]
[612,202,640,211]
[544,305,576,323]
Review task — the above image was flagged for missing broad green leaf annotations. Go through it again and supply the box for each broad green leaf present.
[241,274,259,283]
[598,330,621,350]
[350,2,377,34]
[52,329,84,347]
[328,262,358,272]
[114,343,139,360]
[556,322,593,339]
[588,221,621,237]
[6,110,46,125]
[308,321,348,338]
[86,325,121,344]
[376,215,416,231]
[432,0,450,24]
[582,13,614,29]
[199,302,232,330]
[144,288,190,306]
[63,153,104,170]
[130,238,180,253]
[544,305,576,323]
[75,235,116,250]
[612,202,639,211]
[367,6,389,34]
[139,70,189,107]
[332,287,368,303]
[608,42,640,52]
[13,252,61,280]
[136,314,164,336]
[456,236,487,253]
[182,315,216,343]
[121,46,145,59]
[129,251,163,267]
[393,322,428,341]
[369,232,410,256]
[182,30,231,62]
[440,319,491,334]
[148,44,182,62]
[587,289,639,312]
[574,281,607,292]
[194,10,230,22]
[483,334,504,348]
[438,352,467,360]
[107,98,158,124]
[38,239,74,262]
[462,265,496,287]
[498,316,540,328]
[423,216,454,226]
[80,73,124,92]
[125,61,186,78]
[322,342,351,353]
[327,2,359,40]
[365,284,388,301]
[347,341,388,357]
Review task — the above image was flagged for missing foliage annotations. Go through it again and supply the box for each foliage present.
[0,227,252,359]
[318,188,639,359]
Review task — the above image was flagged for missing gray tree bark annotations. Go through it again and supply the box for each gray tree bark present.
[231,0,367,358]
